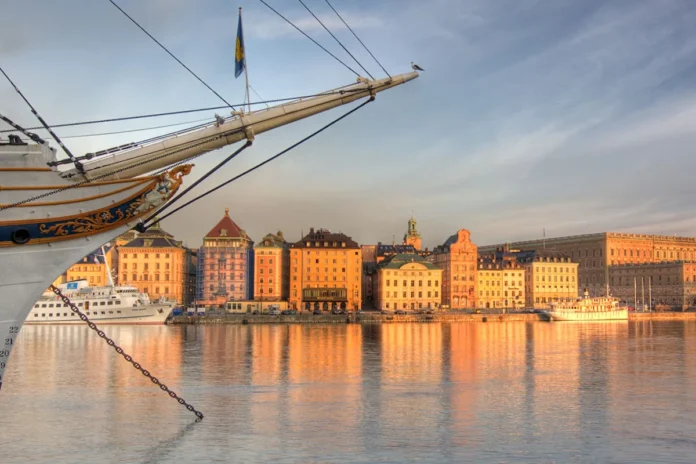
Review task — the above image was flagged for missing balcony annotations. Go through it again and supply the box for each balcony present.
[302,288,348,301]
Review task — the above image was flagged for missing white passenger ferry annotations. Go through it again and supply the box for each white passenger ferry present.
[543,289,628,322]
[26,280,174,325]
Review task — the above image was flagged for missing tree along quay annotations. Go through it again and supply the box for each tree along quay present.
[166,311,696,325]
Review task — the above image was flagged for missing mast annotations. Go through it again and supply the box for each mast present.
[240,7,251,115]
[101,245,115,287]
[63,72,418,181]
[641,276,645,312]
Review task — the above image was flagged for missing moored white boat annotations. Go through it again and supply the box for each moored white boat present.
[26,280,173,325]
[543,290,628,322]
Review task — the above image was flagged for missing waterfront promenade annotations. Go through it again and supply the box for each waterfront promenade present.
[168,310,696,325]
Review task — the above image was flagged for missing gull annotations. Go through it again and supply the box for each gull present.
[411,62,425,71]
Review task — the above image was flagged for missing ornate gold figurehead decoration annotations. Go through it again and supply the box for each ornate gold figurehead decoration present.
[35,165,193,239]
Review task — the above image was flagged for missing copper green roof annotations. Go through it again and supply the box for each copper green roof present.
[378,253,440,270]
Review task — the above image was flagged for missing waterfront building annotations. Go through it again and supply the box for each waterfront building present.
[608,261,696,309]
[403,216,422,251]
[289,228,362,311]
[196,208,254,303]
[118,224,190,303]
[480,232,696,297]
[253,231,290,301]
[375,253,442,311]
[515,250,578,309]
[476,255,525,310]
[433,229,478,308]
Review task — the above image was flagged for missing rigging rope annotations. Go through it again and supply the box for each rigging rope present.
[0,133,230,211]
[0,88,365,134]
[138,140,253,230]
[259,0,361,78]
[0,66,82,172]
[107,0,236,110]
[297,0,375,80]
[145,97,372,230]
[17,117,215,141]
[324,0,391,79]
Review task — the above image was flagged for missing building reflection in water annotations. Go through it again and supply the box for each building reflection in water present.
[5,320,696,463]
[6,325,184,454]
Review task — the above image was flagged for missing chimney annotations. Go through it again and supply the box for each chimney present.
[310,227,315,234]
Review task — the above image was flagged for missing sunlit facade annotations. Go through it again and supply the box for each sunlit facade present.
[253,231,289,301]
[118,225,190,303]
[476,258,525,309]
[196,208,254,302]
[289,228,362,311]
[433,229,478,308]
[375,253,442,311]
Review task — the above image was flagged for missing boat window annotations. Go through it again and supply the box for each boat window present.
[41,304,47,308]
[116,300,121,305]
[101,311,105,315]
[34,314,38,317]
[49,304,54,308]
[49,313,53,317]
[117,311,122,314]
[109,311,113,314]
[100,302,105,306]
[34,304,39,308]
[64,313,68,317]
[107,301,113,305]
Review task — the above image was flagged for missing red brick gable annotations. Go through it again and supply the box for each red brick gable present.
[204,208,248,239]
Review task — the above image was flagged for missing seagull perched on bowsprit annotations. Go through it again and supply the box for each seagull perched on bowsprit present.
[411,61,425,71]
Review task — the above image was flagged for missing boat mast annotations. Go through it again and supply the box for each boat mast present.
[101,245,115,287]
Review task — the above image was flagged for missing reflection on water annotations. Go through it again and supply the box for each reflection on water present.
[2,322,696,463]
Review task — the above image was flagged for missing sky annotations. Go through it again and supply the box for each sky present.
[3,0,696,249]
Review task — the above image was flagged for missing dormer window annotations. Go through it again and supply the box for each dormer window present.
[220,229,228,236]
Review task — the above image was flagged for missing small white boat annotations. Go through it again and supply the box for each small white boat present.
[543,290,628,322]
[26,280,174,325]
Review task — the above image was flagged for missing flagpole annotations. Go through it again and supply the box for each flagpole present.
[240,7,251,114]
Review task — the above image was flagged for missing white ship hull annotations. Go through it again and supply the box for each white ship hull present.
[543,308,628,321]
[26,303,172,325]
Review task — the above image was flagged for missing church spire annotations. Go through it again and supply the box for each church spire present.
[403,214,422,251]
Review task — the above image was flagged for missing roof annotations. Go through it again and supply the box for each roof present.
[378,253,441,270]
[204,208,249,240]
[514,249,573,263]
[376,243,417,256]
[120,236,183,249]
[255,231,288,248]
[291,228,359,249]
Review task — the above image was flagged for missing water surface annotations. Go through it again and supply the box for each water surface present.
[1,321,695,463]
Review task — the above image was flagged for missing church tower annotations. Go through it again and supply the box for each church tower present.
[403,216,422,251]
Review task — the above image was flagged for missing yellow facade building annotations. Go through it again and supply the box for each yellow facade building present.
[516,250,578,309]
[254,231,290,301]
[476,258,525,309]
[289,228,362,311]
[117,225,192,304]
[480,232,696,298]
[375,253,442,311]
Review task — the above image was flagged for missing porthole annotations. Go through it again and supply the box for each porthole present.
[10,228,31,245]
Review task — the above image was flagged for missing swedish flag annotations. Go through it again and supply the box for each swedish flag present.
[235,12,245,79]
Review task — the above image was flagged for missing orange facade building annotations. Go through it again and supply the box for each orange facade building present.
[117,225,191,304]
[254,231,290,301]
[433,229,478,308]
[289,228,362,311]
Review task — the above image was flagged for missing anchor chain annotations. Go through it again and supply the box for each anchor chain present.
[49,285,204,420]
